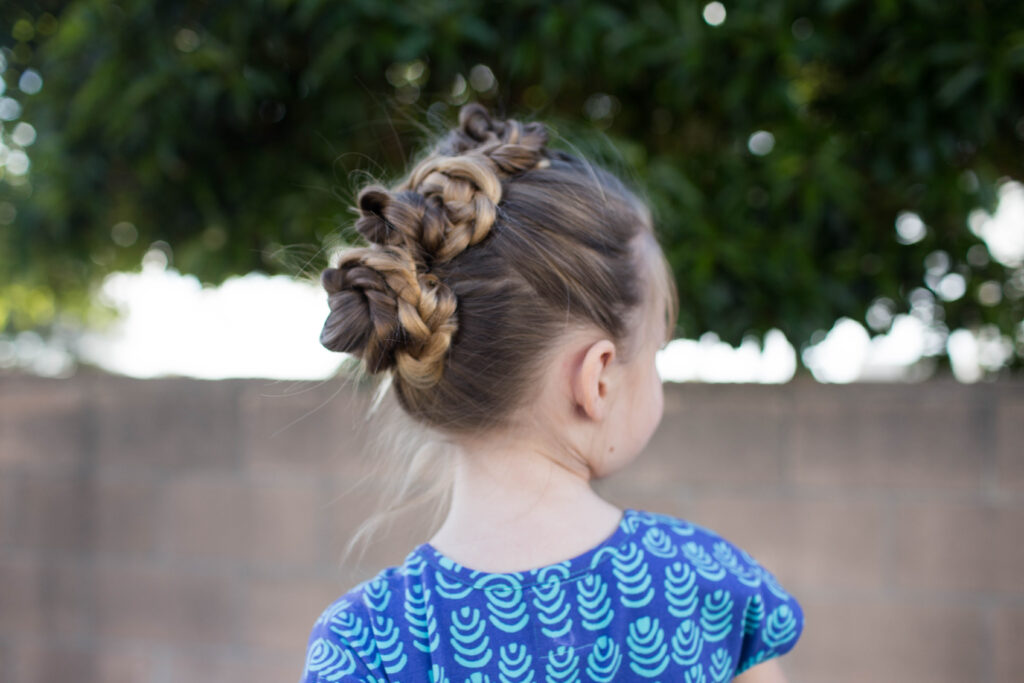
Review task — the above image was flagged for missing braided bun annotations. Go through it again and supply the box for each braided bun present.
[351,103,549,265]
[319,245,457,390]
[320,103,549,390]
[438,103,550,172]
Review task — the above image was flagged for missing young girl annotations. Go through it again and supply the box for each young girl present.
[301,103,803,682]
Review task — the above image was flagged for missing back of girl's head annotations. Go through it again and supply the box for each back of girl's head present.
[320,102,677,439]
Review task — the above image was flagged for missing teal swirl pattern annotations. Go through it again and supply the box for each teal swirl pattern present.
[664,561,699,618]
[682,542,727,582]
[709,647,733,682]
[763,604,798,648]
[612,543,655,608]
[480,575,529,634]
[301,508,803,683]
[325,610,380,669]
[370,614,406,674]
[743,594,765,636]
[534,563,571,583]
[404,554,427,578]
[699,589,734,642]
[670,619,702,667]
[405,582,440,653]
[437,570,475,600]
[450,605,493,668]
[363,576,391,611]
[626,616,669,677]
[543,645,579,683]
[303,637,357,681]
[712,541,763,588]
[623,511,654,534]
[666,517,696,538]
[684,663,707,683]
[498,643,534,683]
[584,636,622,682]
[641,527,677,558]
[532,575,572,638]
[577,574,614,630]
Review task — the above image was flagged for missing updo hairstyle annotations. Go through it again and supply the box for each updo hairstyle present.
[319,103,678,436]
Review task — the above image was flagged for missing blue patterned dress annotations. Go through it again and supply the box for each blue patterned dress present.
[300,508,803,682]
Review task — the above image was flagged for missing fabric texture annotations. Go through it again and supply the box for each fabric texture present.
[300,508,803,682]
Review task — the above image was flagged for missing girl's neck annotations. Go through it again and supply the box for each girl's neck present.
[425,440,623,573]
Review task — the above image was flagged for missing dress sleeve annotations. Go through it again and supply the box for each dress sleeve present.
[300,601,388,683]
[733,551,805,675]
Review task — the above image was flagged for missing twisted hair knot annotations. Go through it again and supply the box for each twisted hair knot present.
[353,103,549,265]
[321,103,551,390]
[319,245,457,389]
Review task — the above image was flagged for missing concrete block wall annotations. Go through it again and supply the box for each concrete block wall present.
[0,372,1021,682]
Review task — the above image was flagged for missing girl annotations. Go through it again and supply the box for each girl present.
[301,103,803,682]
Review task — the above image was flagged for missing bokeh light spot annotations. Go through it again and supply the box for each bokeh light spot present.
[174,28,200,53]
[4,149,29,175]
[11,121,36,146]
[747,130,775,155]
[895,211,927,244]
[0,97,22,121]
[937,273,966,301]
[703,2,727,26]
[977,281,1002,306]
[111,221,138,247]
[469,64,496,92]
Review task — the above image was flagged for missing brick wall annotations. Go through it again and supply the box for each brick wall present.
[1,372,1021,683]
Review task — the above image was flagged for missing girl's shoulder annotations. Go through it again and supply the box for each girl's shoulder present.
[309,561,412,627]
[301,563,416,681]
[310,506,795,616]
[627,507,772,569]
[627,508,804,671]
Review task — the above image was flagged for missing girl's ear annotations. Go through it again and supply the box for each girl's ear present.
[571,339,617,421]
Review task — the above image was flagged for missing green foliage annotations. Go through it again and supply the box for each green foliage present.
[2,0,1023,369]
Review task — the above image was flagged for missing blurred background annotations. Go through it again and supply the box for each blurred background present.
[0,1,1022,682]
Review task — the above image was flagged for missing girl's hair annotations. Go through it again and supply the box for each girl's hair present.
[319,103,678,564]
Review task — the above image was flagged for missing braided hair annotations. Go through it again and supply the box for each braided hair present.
[319,103,677,434]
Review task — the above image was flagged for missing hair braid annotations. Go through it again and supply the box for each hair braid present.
[319,245,457,389]
[320,104,550,391]
[352,103,549,265]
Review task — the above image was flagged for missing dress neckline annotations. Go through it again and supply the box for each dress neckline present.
[405,508,639,589]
